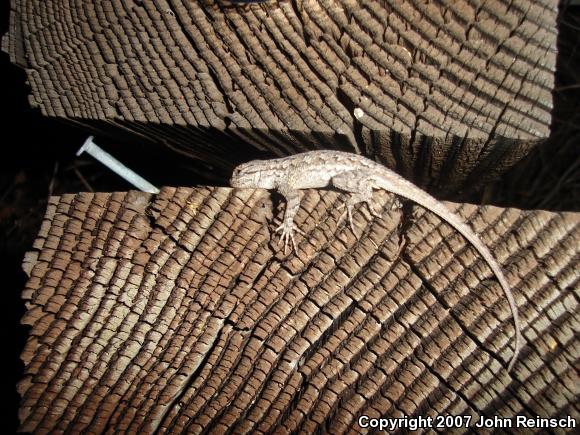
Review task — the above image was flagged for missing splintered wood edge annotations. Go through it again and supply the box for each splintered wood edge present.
[19,187,579,433]
[5,1,558,187]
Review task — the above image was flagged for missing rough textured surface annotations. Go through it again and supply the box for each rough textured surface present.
[3,0,558,190]
[19,187,579,433]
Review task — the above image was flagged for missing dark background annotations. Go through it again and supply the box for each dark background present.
[2,2,579,433]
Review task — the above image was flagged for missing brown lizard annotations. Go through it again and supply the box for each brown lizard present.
[230,150,522,371]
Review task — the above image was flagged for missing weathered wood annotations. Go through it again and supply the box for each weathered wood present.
[3,0,557,191]
[19,188,579,433]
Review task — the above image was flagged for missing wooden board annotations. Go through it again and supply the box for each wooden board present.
[3,0,558,190]
[19,188,579,433]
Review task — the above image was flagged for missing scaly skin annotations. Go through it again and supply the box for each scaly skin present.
[231,150,522,371]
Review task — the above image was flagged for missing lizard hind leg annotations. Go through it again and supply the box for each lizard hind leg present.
[332,170,380,237]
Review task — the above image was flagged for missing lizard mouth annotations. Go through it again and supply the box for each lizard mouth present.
[230,164,261,188]
[229,167,243,187]
[230,172,250,188]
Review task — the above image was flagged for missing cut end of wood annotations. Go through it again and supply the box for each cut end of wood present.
[5,1,558,187]
[18,187,579,433]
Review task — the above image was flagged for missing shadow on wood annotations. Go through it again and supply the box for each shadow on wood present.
[3,0,558,191]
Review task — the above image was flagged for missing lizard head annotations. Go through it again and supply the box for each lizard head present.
[230,160,278,189]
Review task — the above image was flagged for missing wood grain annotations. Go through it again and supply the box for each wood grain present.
[19,187,579,433]
[3,0,558,190]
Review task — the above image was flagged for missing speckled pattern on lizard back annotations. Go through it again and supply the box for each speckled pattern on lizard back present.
[231,150,522,371]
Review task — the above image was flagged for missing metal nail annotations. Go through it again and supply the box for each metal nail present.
[77,136,160,194]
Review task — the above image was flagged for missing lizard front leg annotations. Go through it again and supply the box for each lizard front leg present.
[275,183,305,253]
[332,170,382,237]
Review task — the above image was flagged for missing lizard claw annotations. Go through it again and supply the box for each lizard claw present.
[275,221,304,253]
[338,204,359,239]
[366,201,382,217]
[389,198,403,211]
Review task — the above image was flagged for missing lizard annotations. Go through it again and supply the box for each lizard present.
[230,150,522,371]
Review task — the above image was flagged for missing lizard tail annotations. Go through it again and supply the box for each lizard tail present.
[376,178,521,371]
